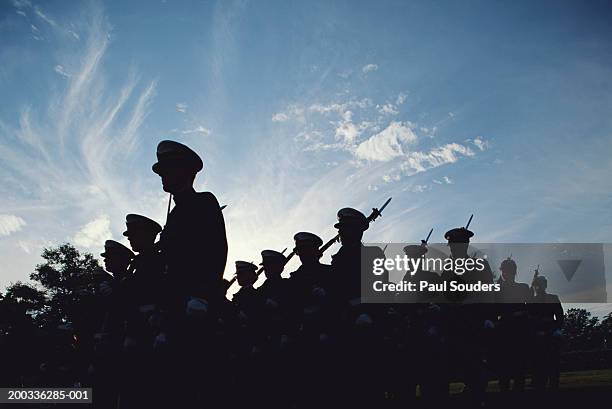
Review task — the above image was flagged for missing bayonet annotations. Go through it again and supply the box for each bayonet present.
[465,214,473,230]
[422,228,433,245]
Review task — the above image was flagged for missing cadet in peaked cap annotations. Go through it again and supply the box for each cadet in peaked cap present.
[123,214,162,253]
[101,240,134,260]
[293,232,324,263]
[294,232,324,250]
[100,240,134,276]
[235,261,258,286]
[500,257,517,275]
[123,214,162,237]
[153,139,228,302]
[260,250,286,280]
[444,227,474,260]
[403,244,428,258]
[260,250,286,266]
[152,140,203,176]
[444,227,474,243]
[334,207,368,231]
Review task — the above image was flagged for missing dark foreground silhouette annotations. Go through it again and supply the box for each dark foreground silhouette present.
[1,140,611,408]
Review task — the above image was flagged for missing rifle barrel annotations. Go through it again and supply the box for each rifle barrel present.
[465,214,474,229]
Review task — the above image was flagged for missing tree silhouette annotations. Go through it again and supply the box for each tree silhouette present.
[3,243,104,332]
[563,308,602,351]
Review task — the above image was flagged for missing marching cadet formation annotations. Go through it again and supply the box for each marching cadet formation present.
[7,140,566,408]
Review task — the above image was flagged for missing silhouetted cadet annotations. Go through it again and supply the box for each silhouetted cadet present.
[529,275,563,391]
[123,214,164,307]
[290,232,332,310]
[98,240,134,312]
[402,244,442,303]
[96,240,134,409]
[495,257,531,392]
[120,214,165,409]
[232,261,263,320]
[442,227,494,302]
[101,240,134,278]
[257,250,290,341]
[153,140,228,305]
[258,250,288,304]
[442,226,493,406]
[330,208,387,305]
[401,244,448,405]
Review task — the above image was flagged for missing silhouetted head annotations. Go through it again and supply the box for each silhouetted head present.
[445,227,473,258]
[294,232,323,265]
[123,214,162,253]
[235,261,257,288]
[152,140,203,194]
[500,258,518,282]
[334,208,368,245]
[403,244,427,262]
[260,250,285,279]
[533,275,548,296]
[100,240,134,275]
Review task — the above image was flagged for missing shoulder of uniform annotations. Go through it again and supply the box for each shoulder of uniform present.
[195,191,218,203]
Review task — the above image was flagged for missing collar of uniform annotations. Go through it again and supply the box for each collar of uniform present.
[172,188,197,205]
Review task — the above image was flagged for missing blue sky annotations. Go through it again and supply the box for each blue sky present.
[1,0,611,311]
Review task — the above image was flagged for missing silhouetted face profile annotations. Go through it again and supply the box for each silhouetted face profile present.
[445,227,473,259]
[293,232,323,266]
[263,260,284,280]
[152,140,203,194]
[236,270,257,288]
[500,260,517,282]
[533,276,548,296]
[296,245,320,265]
[123,214,161,253]
[159,167,196,194]
[100,240,133,275]
[334,208,368,246]
[448,242,469,258]
[103,254,131,275]
[126,230,157,253]
[338,225,364,246]
[403,245,427,272]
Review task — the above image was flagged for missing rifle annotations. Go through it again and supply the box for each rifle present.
[421,228,433,245]
[227,197,392,288]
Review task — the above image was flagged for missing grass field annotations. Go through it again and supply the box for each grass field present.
[446,368,612,394]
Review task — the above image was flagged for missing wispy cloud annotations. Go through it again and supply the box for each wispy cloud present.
[176,102,188,113]
[54,64,70,78]
[0,215,26,237]
[177,125,211,135]
[402,143,475,175]
[473,137,488,151]
[0,3,164,269]
[73,214,111,248]
[362,63,378,73]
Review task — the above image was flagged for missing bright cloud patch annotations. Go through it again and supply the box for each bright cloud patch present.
[73,214,111,248]
[0,215,26,237]
[402,143,475,174]
[362,63,378,73]
[354,122,417,161]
